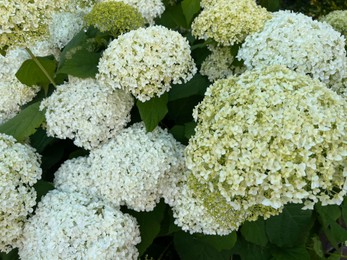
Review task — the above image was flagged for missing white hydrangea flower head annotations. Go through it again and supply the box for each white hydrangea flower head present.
[0,133,42,253]
[331,77,347,99]
[18,190,141,259]
[0,0,96,49]
[185,65,347,232]
[238,10,347,87]
[55,123,186,211]
[98,0,165,25]
[191,0,272,46]
[320,10,347,39]
[97,25,197,102]
[49,11,86,49]
[0,40,58,124]
[200,46,246,82]
[40,78,134,150]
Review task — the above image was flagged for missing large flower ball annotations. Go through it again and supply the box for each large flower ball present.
[237,10,347,87]
[185,65,347,233]
[97,25,197,102]
[191,0,271,46]
[18,191,140,259]
[40,78,134,150]
[55,123,185,211]
[0,134,42,252]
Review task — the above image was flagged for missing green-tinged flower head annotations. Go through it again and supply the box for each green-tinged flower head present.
[84,1,145,37]
[192,0,272,46]
[320,10,347,39]
[185,65,347,232]
[0,0,96,49]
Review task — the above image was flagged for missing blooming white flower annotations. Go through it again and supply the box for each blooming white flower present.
[191,0,271,46]
[49,11,86,49]
[184,65,347,233]
[200,46,245,82]
[55,123,186,211]
[98,0,165,25]
[238,10,347,86]
[0,40,58,125]
[18,190,140,260]
[0,133,42,253]
[97,25,197,102]
[40,78,134,150]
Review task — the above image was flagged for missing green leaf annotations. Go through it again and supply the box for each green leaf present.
[258,0,281,11]
[311,235,325,259]
[126,201,166,256]
[0,249,19,260]
[58,30,88,66]
[34,180,54,203]
[240,219,268,247]
[174,231,232,260]
[341,198,347,225]
[57,48,101,78]
[169,125,187,144]
[196,232,237,252]
[156,4,188,29]
[184,121,196,140]
[232,237,271,260]
[136,93,168,132]
[265,204,313,247]
[15,55,57,87]
[167,95,203,124]
[0,102,45,142]
[169,73,209,101]
[29,127,55,153]
[271,246,310,260]
[316,203,347,248]
[181,0,201,25]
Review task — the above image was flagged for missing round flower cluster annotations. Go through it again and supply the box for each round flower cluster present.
[98,0,165,25]
[237,10,347,86]
[40,78,134,150]
[320,10,347,38]
[184,65,347,234]
[200,46,245,82]
[54,123,186,211]
[49,11,86,49]
[18,190,141,259]
[84,1,145,38]
[97,25,197,102]
[0,133,42,253]
[0,0,96,49]
[0,41,58,124]
[191,0,271,46]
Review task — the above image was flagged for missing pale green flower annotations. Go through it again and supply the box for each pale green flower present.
[320,10,347,39]
[191,0,271,46]
[84,1,145,37]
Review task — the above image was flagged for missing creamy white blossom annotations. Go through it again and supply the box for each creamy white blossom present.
[98,0,165,25]
[200,46,245,82]
[55,123,186,211]
[49,11,86,49]
[0,134,42,253]
[238,10,347,86]
[18,190,140,260]
[40,78,134,150]
[191,0,271,46]
[97,25,197,102]
[184,65,347,233]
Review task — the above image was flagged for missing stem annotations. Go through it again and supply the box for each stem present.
[25,48,56,89]
[157,240,173,260]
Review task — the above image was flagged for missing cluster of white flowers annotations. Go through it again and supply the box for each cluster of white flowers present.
[320,10,347,39]
[54,123,186,211]
[97,25,197,102]
[237,10,347,87]
[98,0,165,25]
[0,133,42,253]
[49,11,86,49]
[191,0,271,46]
[0,41,59,125]
[0,0,96,49]
[184,65,347,234]
[200,46,245,82]
[40,78,134,150]
[18,190,140,259]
